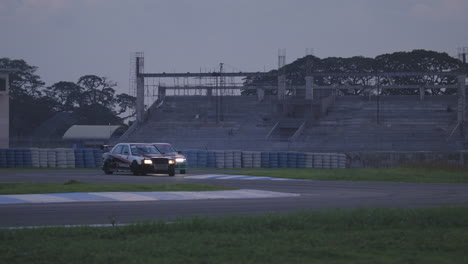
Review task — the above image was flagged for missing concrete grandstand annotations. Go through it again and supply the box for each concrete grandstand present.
[118,53,467,153]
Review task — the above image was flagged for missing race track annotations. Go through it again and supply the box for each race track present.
[1,169,468,227]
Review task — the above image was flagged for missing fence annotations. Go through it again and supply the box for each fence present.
[0,148,346,169]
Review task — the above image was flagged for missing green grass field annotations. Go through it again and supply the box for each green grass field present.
[0,180,232,194]
[1,207,467,264]
[223,167,468,183]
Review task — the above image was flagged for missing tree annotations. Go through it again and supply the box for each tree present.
[242,50,465,97]
[115,93,137,120]
[0,58,45,99]
[47,75,137,125]
[77,75,117,108]
[375,50,463,95]
[0,58,56,137]
[45,81,83,111]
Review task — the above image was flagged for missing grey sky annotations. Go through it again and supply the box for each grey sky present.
[2,0,468,94]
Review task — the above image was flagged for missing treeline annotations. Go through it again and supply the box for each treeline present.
[0,58,136,138]
[244,49,468,96]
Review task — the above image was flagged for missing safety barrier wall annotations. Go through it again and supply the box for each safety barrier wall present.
[0,148,104,169]
[0,148,347,169]
[179,149,347,169]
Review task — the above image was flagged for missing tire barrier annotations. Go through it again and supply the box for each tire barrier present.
[31,148,40,168]
[207,151,217,168]
[215,150,225,168]
[74,149,85,168]
[241,151,253,168]
[47,149,57,168]
[287,152,297,168]
[313,153,323,168]
[0,148,347,169]
[197,150,208,168]
[252,151,261,168]
[224,151,234,169]
[338,153,346,168]
[39,149,48,168]
[297,152,306,168]
[66,149,76,168]
[305,153,314,168]
[279,152,288,168]
[56,148,68,169]
[233,151,242,168]
[183,150,198,168]
[83,148,96,168]
[269,152,279,168]
[261,152,270,168]
[94,149,103,169]
[0,149,7,168]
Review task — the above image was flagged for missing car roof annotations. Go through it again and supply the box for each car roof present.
[117,143,154,146]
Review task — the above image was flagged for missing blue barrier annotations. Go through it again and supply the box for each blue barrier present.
[197,150,208,168]
[278,151,288,168]
[83,148,96,168]
[23,149,33,167]
[184,150,198,168]
[287,152,297,168]
[296,152,306,168]
[207,151,216,168]
[7,149,16,168]
[94,149,103,168]
[261,152,270,168]
[0,149,6,168]
[13,149,25,168]
[74,149,85,168]
[269,152,279,168]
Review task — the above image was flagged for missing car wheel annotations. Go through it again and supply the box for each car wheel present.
[180,170,186,174]
[169,168,175,176]
[103,161,113,175]
[131,161,141,176]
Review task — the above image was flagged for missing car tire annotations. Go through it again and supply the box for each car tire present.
[131,161,141,176]
[169,168,175,176]
[103,161,113,175]
[180,170,186,174]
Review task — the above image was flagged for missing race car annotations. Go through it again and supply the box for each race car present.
[152,143,187,174]
[101,143,176,176]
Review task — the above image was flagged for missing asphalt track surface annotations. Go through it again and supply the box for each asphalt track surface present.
[1,169,468,227]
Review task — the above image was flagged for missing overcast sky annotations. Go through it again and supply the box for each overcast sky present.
[2,0,468,94]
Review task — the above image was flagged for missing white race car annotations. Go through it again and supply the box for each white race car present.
[102,143,176,176]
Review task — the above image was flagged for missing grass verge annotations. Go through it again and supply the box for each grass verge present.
[0,180,232,194]
[1,207,468,264]
[223,167,468,183]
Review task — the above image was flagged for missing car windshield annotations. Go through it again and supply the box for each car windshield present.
[155,144,176,154]
[130,145,161,155]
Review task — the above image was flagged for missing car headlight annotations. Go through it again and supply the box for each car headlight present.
[168,160,175,164]
[175,158,186,163]
[143,159,153,165]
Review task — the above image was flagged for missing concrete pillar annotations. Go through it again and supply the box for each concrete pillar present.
[136,76,145,124]
[277,75,286,100]
[305,76,314,100]
[257,88,265,101]
[419,85,425,101]
[0,72,9,148]
[457,75,466,123]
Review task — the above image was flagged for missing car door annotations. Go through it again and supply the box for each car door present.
[119,145,131,168]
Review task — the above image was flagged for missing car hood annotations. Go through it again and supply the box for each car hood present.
[142,154,165,158]
[160,153,186,159]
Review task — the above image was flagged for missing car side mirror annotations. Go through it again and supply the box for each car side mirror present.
[123,151,129,155]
